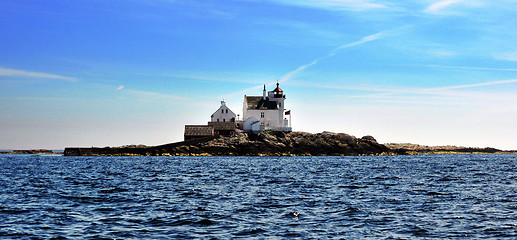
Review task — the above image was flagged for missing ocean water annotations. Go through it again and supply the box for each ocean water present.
[1,154,517,239]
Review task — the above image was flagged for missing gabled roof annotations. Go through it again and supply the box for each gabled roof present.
[184,125,214,136]
[208,122,236,131]
[245,96,278,110]
[211,101,236,117]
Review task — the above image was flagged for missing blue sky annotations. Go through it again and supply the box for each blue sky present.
[1,0,517,150]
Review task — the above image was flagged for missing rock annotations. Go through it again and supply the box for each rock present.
[185,131,389,156]
[384,143,503,154]
[64,133,513,156]
[65,131,391,156]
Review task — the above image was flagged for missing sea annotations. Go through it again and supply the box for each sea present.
[1,154,516,239]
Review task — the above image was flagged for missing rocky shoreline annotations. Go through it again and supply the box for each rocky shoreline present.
[63,131,514,156]
[168,131,389,156]
[0,149,61,155]
[385,143,508,155]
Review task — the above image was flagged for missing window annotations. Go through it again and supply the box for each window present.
[223,119,226,122]
[279,103,282,108]
[226,109,228,113]
[261,112,264,118]
[222,109,224,113]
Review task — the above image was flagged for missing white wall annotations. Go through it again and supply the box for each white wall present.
[246,109,283,128]
[211,102,236,122]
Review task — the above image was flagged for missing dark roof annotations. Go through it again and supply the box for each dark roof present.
[208,122,236,131]
[245,96,278,110]
[184,125,214,136]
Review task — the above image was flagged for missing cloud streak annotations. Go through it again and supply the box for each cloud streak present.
[402,64,517,72]
[221,29,394,100]
[0,67,78,82]
[428,79,517,91]
[424,0,464,13]
[346,78,517,103]
[494,51,517,62]
[265,0,388,11]
[279,30,390,83]
[124,89,191,102]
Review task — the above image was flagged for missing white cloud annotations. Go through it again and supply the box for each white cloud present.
[265,0,388,11]
[427,50,456,57]
[494,51,517,62]
[429,79,517,91]
[220,30,393,100]
[344,78,517,106]
[279,30,390,83]
[394,64,517,72]
[0,67,78,82]
[117,85,124,90]
[295,78,517,107]
[334,31,387,51]
[424,0,464,13]
[124,89,191,102]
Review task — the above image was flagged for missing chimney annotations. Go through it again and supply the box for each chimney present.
[262,84,266,100]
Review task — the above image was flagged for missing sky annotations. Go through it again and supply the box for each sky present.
[1,0,517,150]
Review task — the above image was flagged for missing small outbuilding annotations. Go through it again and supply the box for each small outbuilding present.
[184,125,214,141]
[208,121,237,137]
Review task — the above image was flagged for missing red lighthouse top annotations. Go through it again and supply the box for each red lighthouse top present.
[273,82,284,98]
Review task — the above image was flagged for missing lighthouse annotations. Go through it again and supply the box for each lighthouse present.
[242,82,291,132]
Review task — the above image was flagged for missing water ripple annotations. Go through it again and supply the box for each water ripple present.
[1,154,517,238]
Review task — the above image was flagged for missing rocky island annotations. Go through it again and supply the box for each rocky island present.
[0,149,61,155]
[63,83,515,156]
[64,131,511,156]
[65,131,387,156]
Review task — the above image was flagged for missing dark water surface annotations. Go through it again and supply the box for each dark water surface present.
[1,154,517,239]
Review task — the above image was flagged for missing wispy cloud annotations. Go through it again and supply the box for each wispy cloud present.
[346,78,517,104]
[88,82,190,102]
[0,96,84,101]
[124,89,191,102]
[424,0,464,14]
[219,30,393,99]
[264,0,388,11]
[0,67,78,82]
[402,64,517,72]
[292,77,517,107]
[426,50,456,57]
[280,29,393,83]
[494,51,517,62]
[428,79,517,91]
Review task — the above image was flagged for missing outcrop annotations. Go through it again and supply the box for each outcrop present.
[64,132,514,156]
[0,149,59,155]
[65,131,389,156]
[385,143,503,154]
[163,131,389,156]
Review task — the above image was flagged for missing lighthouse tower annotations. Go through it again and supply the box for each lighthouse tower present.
[242,82,291,132]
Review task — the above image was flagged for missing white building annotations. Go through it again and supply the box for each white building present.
[242,82,291,132]
[211,101,236,123]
